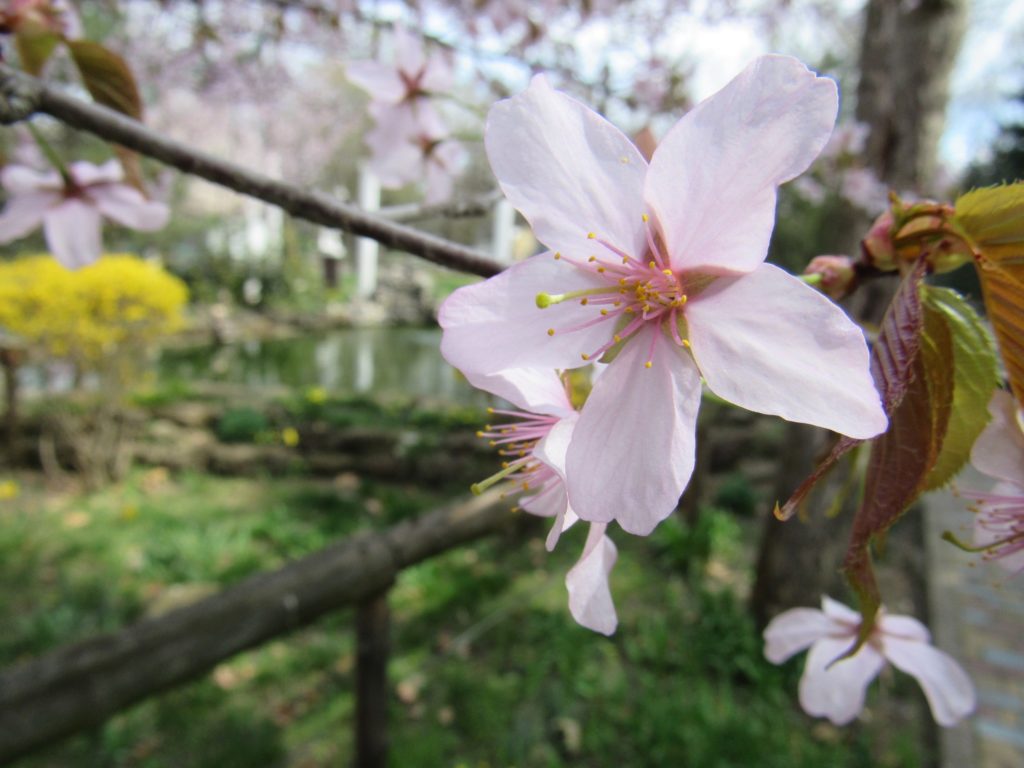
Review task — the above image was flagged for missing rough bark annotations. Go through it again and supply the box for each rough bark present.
[857,0,968,192]
[0,490,513,764]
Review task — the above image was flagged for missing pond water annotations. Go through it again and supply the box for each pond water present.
[157,327,489,405]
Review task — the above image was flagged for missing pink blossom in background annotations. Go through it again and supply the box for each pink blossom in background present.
[346,26,454,142]
[470,368,618,635]
[0,0,80,38]
[764,596,975,727]
[962,390,1024,573]
[0,160,169,269]
[441,55,887,537]
[364,108,468,203]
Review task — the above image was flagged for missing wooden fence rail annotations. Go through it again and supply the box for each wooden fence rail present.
[0,490,512,765]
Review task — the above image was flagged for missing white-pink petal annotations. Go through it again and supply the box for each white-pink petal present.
[1,164,61,193]
[566,325,702,535]
[646,55,838,275]
[70,159,123,186]
[799,637,886,726]
[439,253,611,375]
[565,522,618,635]
[345,61,406,103]
[972,390,1024,486]
[89,184,169,231]
[883,636,976,726]
[466,369,573,418]
[763,607,835,664]
[485,75,648,265]
[43,199,103,270]
[686,264,887,439]
[0,191,58,243]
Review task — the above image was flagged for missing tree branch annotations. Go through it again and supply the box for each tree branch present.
[379,189,503,223]
[0,63,504,279]
[0,489,514,763]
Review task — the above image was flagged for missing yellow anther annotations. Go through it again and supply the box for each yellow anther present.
[649,261,656,269]
[622,257,629,264]
[475,431,484,438]
[597,267,606,273]
[644,361,653,368]
[613,334,622,343]
[581,353,591,361]
[642,304,651,312]
[501,461,510,468]
[619,278,627,285]
[680,294,688,304]
[600,309,609,316]
[486,407,495,413]
[522,482,530,490]
[554,252,561,260]
[510,506,520,513]
[662,269,673,277]
[588,255,597,262]
[682,339,691,348]
[536,292,554,308]
[547,328,555,336]
[625,307,635,314]
[642,213,649,222]
[613,301,622,307]
[580,298,589,305]
[587,232,596,240]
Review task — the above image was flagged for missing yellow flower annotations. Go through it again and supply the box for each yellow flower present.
[305,387,327,404]
[281,427,300,447]
[0,480,19,500]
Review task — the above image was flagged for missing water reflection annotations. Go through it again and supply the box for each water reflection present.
[157,327,489,405]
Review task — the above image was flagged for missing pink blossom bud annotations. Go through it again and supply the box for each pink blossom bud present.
[805,255,856,299]
[861,210,897,271]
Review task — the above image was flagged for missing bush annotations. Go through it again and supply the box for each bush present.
[216,407,270,443]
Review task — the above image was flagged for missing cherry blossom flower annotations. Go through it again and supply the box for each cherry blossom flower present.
[961,390,1024,573]
[346,26,453,143]
[364,108,467,204]
[0,160,169,269]
[470,368,618,635]
[764,596,975,727]
[440,55,887,536]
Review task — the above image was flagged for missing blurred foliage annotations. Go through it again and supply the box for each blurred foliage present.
[215,407,271,444]
[0,467,924,767]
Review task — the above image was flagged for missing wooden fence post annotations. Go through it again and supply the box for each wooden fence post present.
[356,590,391,768]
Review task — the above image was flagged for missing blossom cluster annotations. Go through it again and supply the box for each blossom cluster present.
[346,27,467,203]
[437,53,975,727]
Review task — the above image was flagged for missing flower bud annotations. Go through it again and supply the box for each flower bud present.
[861,210,898,271]
[805,255,857,300]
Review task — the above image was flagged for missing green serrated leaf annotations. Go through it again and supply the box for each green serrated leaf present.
[14,30,60,76]
[921,287,999,490]
[66,40,143,120]
[955,183,1024,250]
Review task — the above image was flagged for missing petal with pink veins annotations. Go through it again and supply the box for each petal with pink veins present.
[439,253,612,375]
[566,324,702,535]
[646,55,837,275]
[0,191,58,243]
[799,636,886,725]
[43,199,103,270]
[89,184,169,231]
[686,263,886,439]
[565,523,618,635]
[883,636,976,726]
[763,607,835,664]
[971,390,1024,485]
[485,75,648,264]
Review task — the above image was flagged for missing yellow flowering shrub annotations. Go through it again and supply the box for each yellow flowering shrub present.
[0,253,188,372]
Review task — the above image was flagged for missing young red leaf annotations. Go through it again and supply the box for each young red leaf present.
[843,302,954,637]
[775,258,927,520]
[66,40,143,120]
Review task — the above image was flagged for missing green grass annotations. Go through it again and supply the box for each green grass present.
[0,474,924,767]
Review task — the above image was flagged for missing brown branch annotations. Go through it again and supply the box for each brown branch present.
[0,490,514,763]
[0,63,503,279]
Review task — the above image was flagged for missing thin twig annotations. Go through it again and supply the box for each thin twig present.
[0,63,503,279]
